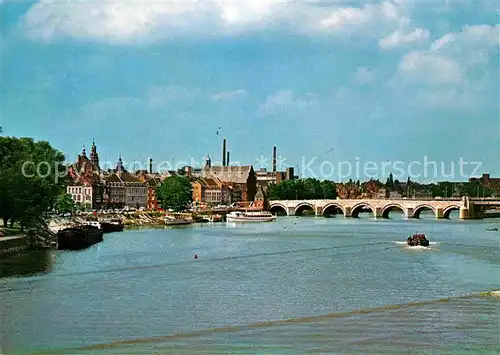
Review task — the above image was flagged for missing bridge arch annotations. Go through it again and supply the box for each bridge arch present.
[413,205,436,219]
[443,205,460,219]
[381,203,406,219]
[351,202,375,218]
[322,203,345,217]
[295,202,315,216]
[269,203,288,216]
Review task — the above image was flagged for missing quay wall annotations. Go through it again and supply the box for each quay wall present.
[0,237,28,258]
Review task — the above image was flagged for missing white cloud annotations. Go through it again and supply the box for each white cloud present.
[22,0,421,44]
[354,67,376,84]
[394,24,499,109]
[379,28,429,49]
[430,25,500,55]
[259,90,317,115]
[398,52,463,84]
[211,89,247,102]
[396,24,499,86]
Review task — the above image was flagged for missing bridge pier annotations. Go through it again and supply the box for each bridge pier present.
[436,208,444,219]
[344,207,352,218]
[287,207,295,216]
[405,208,414,219]
[459,206,483,219]
[459,207,469,219]
[373,207,383,219]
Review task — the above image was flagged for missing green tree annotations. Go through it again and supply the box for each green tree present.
[461,182,493,197]
[56,193,75,213]
[156,175,193,212]
[386,173,394,188]
[268,179,337,200]
[321,180,337,199]
[0,137,65,229]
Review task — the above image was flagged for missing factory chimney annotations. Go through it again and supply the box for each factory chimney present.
[272,146,277,172]
[227,151,230,166]
[149,158,153,174]
[222,138,227,166]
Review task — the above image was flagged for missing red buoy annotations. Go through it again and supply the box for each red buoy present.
[194,254,198,259]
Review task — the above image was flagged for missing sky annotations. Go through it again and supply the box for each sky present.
[1,0,499,182]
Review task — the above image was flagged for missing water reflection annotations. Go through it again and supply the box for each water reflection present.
[0,250,54,278]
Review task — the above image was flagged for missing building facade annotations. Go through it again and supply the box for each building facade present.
[102,157,148,208]
[67,184,93,207]
[191,177,231,206]
[67,142,102,209]
[201,165,257,202]
[137,172,162,210]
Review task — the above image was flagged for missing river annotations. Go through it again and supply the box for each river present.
[1,212,499,354]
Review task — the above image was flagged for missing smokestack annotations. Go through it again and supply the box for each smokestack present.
[273,146,277,172]
[227,151,230,166]
[149,158,153,174]
[222,138,227,166]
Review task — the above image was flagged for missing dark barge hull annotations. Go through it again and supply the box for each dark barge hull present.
[100,222,124,233]
[57,226,103,250]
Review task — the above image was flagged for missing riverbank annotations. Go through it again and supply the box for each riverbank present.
[48,211,227,232]
[0,236,28,258]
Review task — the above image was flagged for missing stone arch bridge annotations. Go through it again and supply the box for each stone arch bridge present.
[268,197,500,219]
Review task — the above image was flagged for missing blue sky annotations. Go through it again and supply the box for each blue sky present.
[1,0,499,182]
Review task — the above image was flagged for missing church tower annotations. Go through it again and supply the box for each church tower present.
[89,139,100,172]
[116,155,125,177]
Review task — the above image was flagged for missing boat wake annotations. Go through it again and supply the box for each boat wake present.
[392,241,439,246]
[391,241,437,251]
[403,245,434,251]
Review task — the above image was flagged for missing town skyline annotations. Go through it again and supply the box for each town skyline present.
[64,138,492,184]
[2,1,499,180]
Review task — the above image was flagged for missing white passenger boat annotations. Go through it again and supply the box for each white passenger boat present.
[226,211,277,223]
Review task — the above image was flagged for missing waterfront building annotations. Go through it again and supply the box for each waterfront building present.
[102,157,148,208]
[136,171,162,210]
[66,183,93,208]
[201,164,257,202]
[191,177,232,206]
[469,173,500,195]
[252,184,267,209]
[336,182,362,199]
[67,143,104,209]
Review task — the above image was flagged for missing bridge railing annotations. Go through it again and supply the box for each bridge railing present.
[270,198,464,202]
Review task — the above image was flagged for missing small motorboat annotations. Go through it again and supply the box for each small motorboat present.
[407,233,430,247]
[164,216,192,226]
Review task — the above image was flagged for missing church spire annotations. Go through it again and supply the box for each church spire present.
[89,138,100,171]
[116,154,125,174]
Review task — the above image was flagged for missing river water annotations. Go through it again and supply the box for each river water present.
[1,212,499,354]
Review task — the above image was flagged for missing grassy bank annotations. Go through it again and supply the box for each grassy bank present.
[0,226,23,237]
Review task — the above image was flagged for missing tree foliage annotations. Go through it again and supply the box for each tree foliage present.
[0,137,65,228]
[156,175,193,212]
[268,178,337,200]
[385,173,394,188]
[56,193,75,213]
